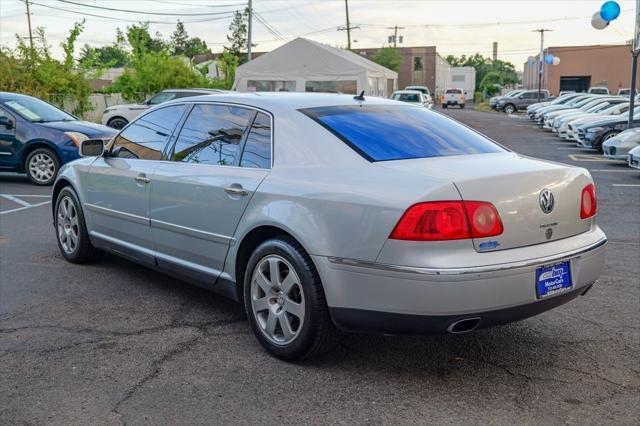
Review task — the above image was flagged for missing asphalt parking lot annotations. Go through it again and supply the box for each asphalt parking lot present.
[1,108,638,425]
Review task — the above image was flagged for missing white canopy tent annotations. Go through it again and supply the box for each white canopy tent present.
[233,38,398,98]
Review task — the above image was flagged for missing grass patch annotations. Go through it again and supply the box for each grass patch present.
[474,102,497,113]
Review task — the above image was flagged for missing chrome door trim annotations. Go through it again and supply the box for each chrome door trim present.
[85,203,149,225]
[0,152,12,156]
[328,237,607,276]
[90,230,155,257]
[150,218,235,244]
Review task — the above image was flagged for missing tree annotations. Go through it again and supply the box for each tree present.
[226,9,254,62]
[444,53,517,92]
[370,47,402,73]
[479,71,502,95]
[0,21,94,115]
[126,22,166,58]
[170,21,209,58]
[79,44,128,68]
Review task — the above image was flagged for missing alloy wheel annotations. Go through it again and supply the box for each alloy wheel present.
[28,152,55,183]
[250,255,305,346]
[57,195,79,254]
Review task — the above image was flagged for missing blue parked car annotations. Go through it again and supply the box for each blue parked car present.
[0,92,117,185]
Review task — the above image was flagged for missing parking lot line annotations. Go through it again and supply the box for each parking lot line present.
[612,184,640,187]
[568,154,625,163]
[590,169,638,173]
[1,194,32,207]
[0,200,50,215]
[557,147,592,150]
[3,194,51,198]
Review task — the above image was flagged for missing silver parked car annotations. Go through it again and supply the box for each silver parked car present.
[52,93,606,360]
[603,127,640,160]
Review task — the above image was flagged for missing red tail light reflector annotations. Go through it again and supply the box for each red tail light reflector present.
[580,184,597,219]
[390,201,503,241]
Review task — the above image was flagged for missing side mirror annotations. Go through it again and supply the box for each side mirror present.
[0,116,14,130]
[79,138,105,157]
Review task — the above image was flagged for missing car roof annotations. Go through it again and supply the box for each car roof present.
[164,92,409,110]
[0,92,38,102]
[393,90,422,94]
[162,88,226,93]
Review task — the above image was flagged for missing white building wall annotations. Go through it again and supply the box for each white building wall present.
[434,55,452,100]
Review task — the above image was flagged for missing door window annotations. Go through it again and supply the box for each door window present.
[110,105,186,160]
[240,112,271,169]
[146,92,178,105]
[171,104,253,165]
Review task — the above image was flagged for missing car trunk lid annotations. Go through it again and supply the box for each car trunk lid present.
[377,152,593,252]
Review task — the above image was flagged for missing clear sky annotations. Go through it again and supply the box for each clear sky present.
[0,0,636,69]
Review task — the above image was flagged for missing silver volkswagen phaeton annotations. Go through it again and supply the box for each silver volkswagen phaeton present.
[53,93,606,360]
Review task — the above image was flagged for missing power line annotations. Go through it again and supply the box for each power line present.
[26,0,235,24]
[253,11,287,41]
[55,0,240,16]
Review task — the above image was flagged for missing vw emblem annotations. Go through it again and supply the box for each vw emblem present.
[539,189,555,214]
[545,228,553,240]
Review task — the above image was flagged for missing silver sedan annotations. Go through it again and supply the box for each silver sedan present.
[52,93,606,360]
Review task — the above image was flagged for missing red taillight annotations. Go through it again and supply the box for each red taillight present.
[463,201,504,238]
[580,184,597,219]
[390,201,503,241]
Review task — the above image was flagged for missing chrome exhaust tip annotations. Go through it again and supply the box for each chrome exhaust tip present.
[447,317,481,334]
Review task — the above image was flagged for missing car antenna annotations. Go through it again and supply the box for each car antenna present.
[353,91,365,101]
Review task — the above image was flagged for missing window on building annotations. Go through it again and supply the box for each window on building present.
[413,57,423,71]
[111,105,186,160]
[171,104,253,166]
[240,112,271,169]
[247,80,296,92]
[305,80,357,94]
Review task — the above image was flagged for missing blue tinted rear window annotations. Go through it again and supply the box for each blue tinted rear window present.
[300,105,504,162]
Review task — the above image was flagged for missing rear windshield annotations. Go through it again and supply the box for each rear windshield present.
[392,93,421,102]
[446,89,462,94]
[300,105,504,162]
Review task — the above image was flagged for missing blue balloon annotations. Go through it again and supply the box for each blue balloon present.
[545,54,554,64]
[600,1,621,21]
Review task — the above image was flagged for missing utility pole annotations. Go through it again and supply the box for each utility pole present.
[344,0,351,49]
[533,29,552,103]
[387,26,405,48]
[25,0,34,50]
[247,0,252,61]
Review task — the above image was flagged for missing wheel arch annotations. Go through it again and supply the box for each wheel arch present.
[51,177,74,217]
[19,140,61,172]
[106,115,129,128]
[232,224,315,303]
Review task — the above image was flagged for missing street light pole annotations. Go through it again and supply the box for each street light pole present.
[344,0,351,50]
[533,29,551,103]
[628,0,640,128]
[25,0,34,51]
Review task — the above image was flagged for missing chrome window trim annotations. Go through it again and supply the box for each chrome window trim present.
[328,237,607,276]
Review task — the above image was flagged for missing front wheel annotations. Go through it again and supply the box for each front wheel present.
[243,237,338,360]
[597,131,619,152]
[460,104,465,109]
[504,104,516,114]
[25,148,59,185]
[54,187,103,263]
[442,104,448,109]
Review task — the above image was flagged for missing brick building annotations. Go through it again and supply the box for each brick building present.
[355,46,452,97]
[523,43,639,95]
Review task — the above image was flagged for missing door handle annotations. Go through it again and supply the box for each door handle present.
[224,185,248,196]
[135,174,151,184]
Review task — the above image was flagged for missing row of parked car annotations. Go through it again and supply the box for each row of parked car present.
[525,92,640,170]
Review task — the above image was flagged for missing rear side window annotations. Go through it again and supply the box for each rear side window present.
[240,112,271,169]
[171,104,253,165]
[393,93,420,103]
[301,105,504,162]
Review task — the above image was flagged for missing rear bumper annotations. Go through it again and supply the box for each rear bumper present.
[330,283,593,334]
[314,228,606,334]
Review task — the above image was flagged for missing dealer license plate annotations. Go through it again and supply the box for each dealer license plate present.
[535,261,572,299]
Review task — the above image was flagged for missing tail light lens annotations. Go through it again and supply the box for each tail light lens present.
[390,201,503,241]
[580,184,597,219]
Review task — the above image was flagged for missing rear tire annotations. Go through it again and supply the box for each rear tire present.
[54,186,103,263]
[460,104,465,109]
[442,104,448,109]
[243,236,339,361]
[25,148,59,186]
